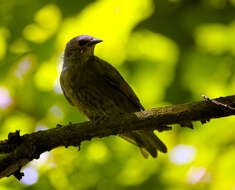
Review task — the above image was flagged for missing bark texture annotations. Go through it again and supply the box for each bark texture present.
[0,95,235,179]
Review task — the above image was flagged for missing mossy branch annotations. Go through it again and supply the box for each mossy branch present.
[0,95,235,180]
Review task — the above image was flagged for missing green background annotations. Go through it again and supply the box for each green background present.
[0,0,235,189]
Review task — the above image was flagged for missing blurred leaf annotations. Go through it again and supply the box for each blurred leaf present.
[1,0,235,189]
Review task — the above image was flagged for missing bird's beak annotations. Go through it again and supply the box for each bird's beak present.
[89,38,103,45]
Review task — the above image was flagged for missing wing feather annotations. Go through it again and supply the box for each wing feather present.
[96,57,144,111]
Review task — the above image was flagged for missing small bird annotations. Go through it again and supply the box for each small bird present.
[60,35,167,158]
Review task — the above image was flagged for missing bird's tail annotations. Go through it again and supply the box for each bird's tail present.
[119,130,167,158]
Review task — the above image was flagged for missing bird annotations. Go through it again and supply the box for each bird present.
[60,35,167,158]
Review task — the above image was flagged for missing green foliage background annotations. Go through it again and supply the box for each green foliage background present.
[0,0,235,189]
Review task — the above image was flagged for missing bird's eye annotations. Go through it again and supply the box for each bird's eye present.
[79,40,89,46]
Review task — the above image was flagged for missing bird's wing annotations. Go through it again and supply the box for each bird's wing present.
[62,88,74,106]
[96,57,144,111]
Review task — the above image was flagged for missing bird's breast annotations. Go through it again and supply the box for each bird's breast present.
[60,65,83,103]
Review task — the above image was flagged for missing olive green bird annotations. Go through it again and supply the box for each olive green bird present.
[60,35,167,158]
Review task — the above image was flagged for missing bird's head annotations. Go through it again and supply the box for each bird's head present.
[64,35,103,62]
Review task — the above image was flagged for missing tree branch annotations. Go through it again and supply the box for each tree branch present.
[1,95,235,180]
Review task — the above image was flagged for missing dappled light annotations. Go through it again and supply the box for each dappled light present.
[127,30,178,105]
[0,87,12,110]
[186,166,210,184]
[1,113,33,139]
[48,105,64,120]
[20,167,38,185]
[0,28,8,60]
[14,57,33,80]
[34,59,58,91]
[86,141,110,163]
[195,23,231,54]
[1,0,235,189]
[30,152,50,168]
[169,144,196,165]
[23,4,61,43]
